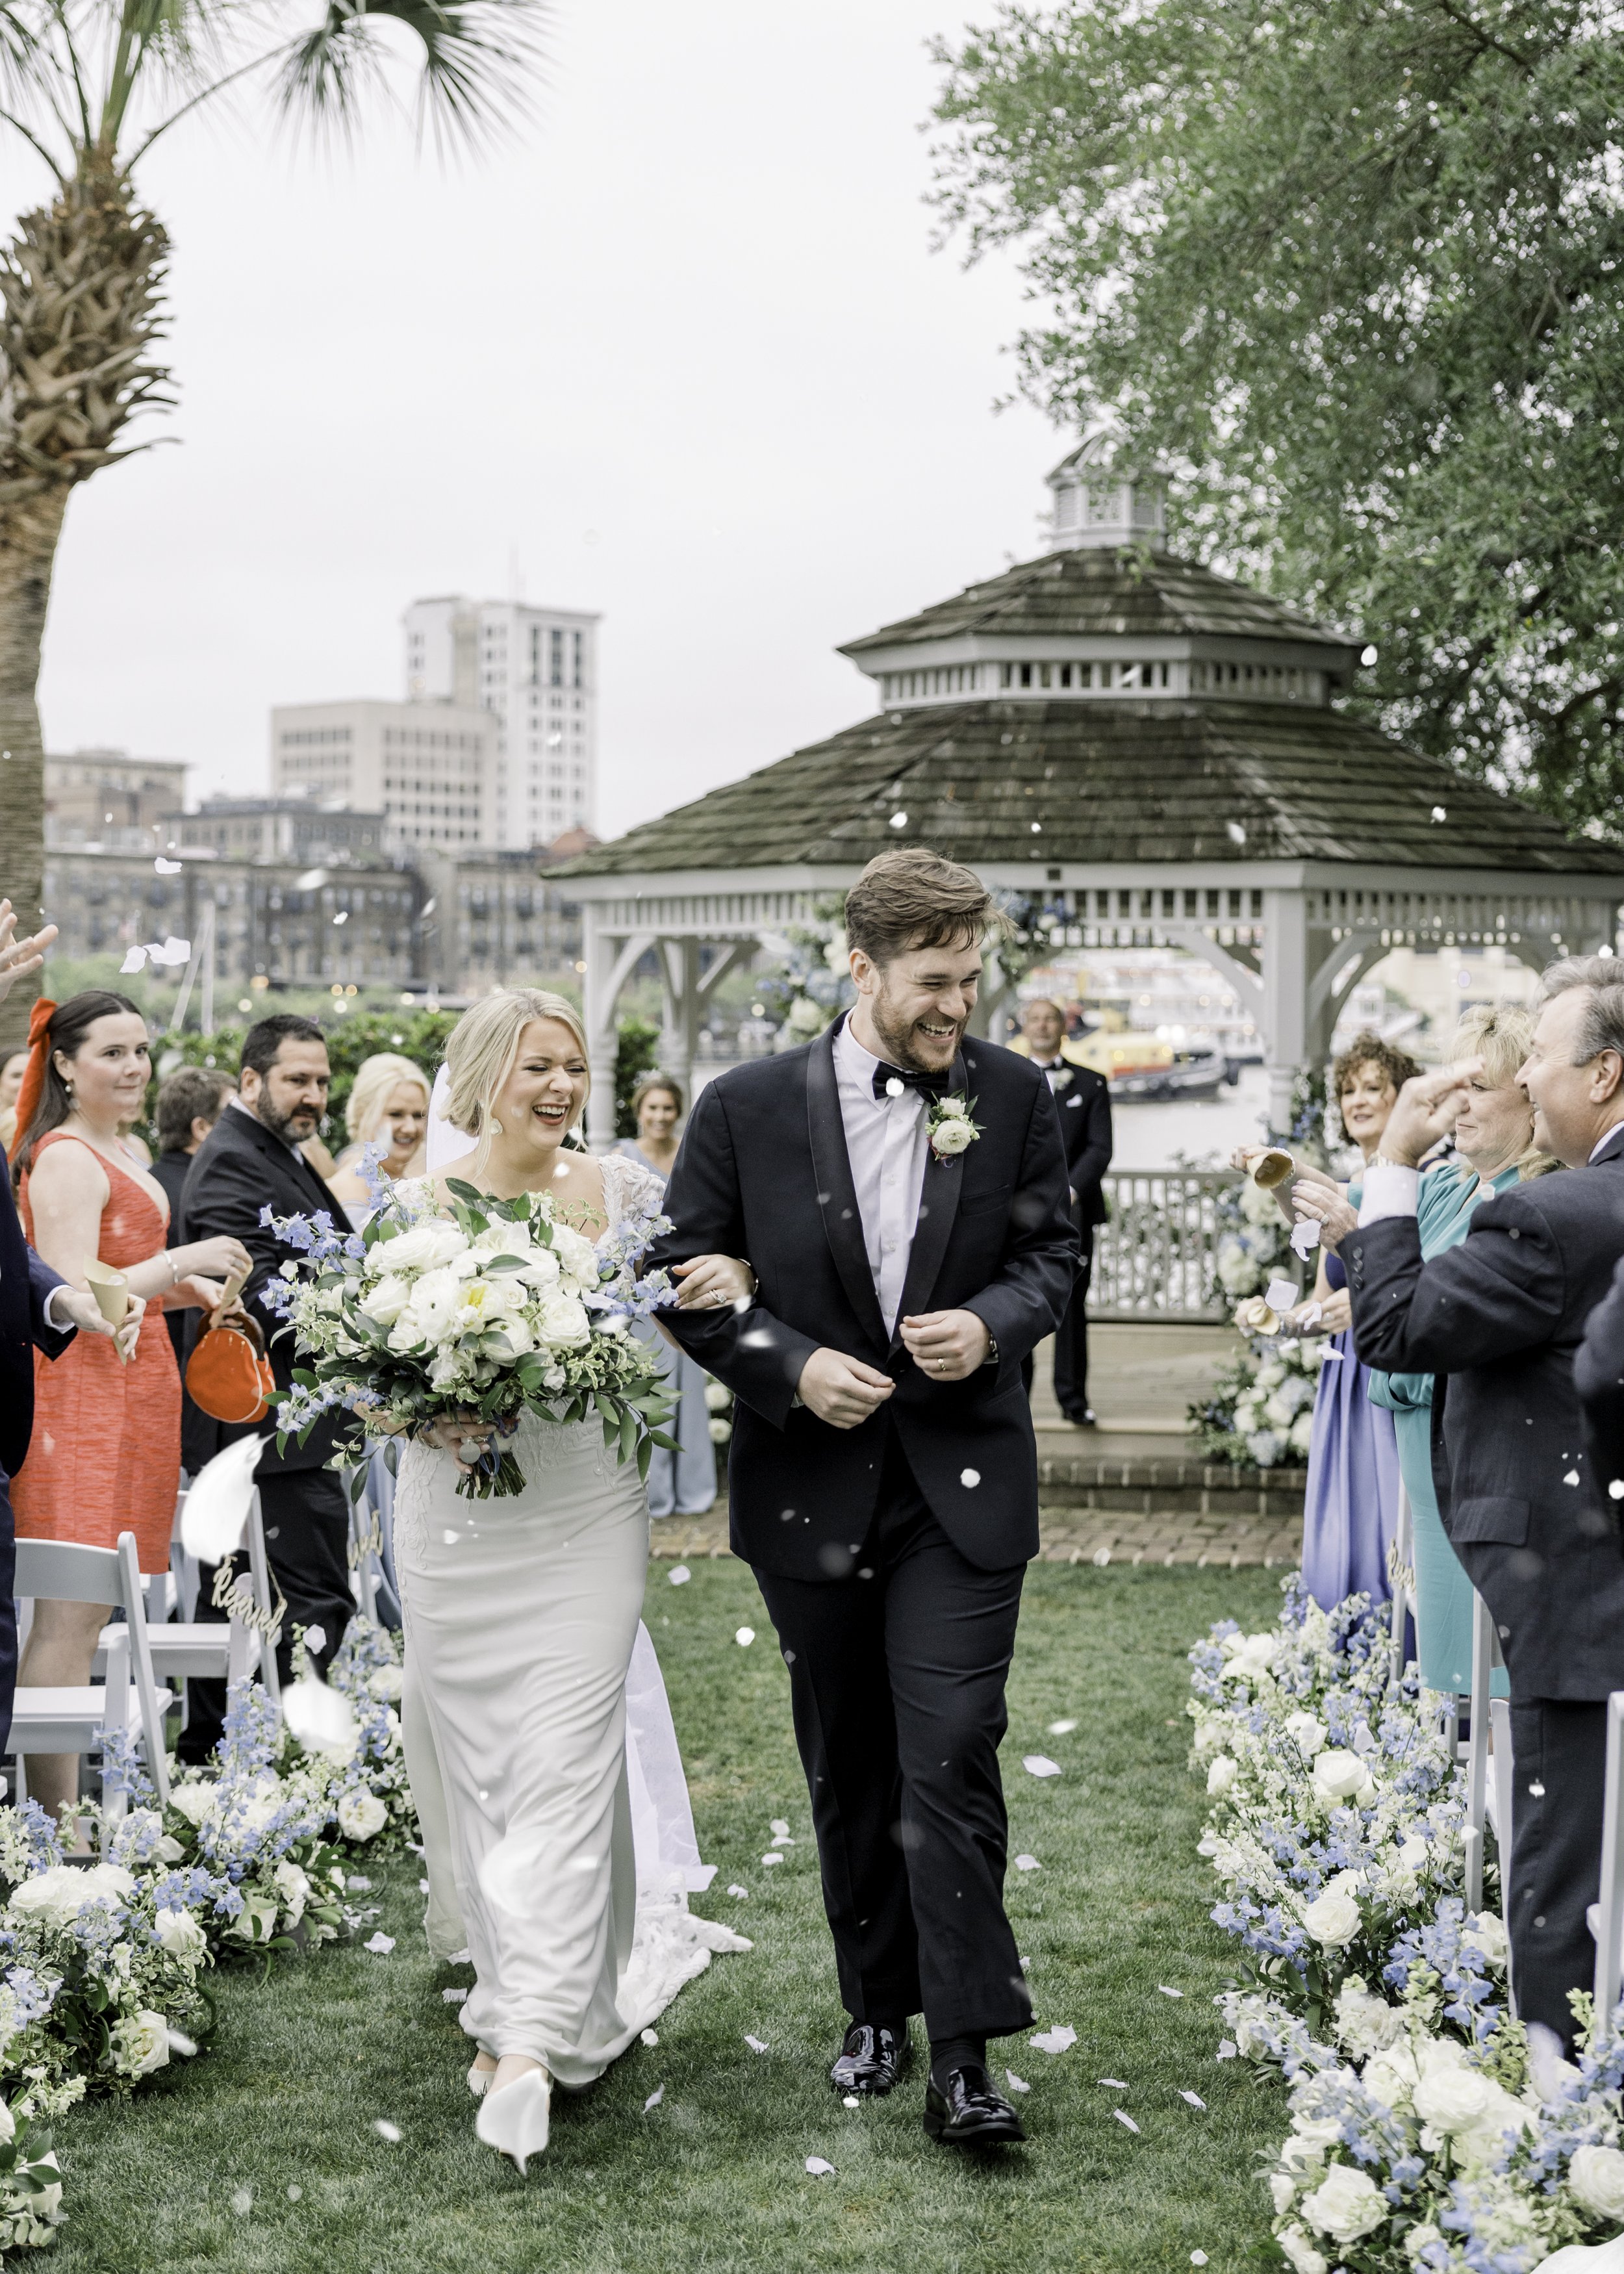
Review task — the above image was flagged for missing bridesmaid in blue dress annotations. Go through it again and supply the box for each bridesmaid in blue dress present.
[615,1075,718,1520]
[1278,1035,1419,1610]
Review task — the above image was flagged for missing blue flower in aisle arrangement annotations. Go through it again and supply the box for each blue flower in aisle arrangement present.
[1190,1574,1624,2274]
[258,1172,681,1498]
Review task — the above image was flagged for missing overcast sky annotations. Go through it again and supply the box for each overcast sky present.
[16,0,1067,842]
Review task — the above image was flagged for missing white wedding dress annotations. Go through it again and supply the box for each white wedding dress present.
[393,1103,746,2085]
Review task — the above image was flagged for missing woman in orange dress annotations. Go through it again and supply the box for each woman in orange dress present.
[9,991,252,1820]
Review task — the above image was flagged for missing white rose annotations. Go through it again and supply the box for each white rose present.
[1365,2039,1429,2114]
[368,1664,405,1703]
[1299,2163,1387,2245]
[1334,1976,1404,2057]
[536,1292,592,1349]
[1568,2143,1624,2219]
[517,1247,561,1291]
[273,1861,311,1924]
[1460,1910,1509,1969]
[932,1118,976,1157]
[1192,1719,1224,1754]
[1276,2225,1330,2274]
[1404,2225,1443,2260]
[1206,1755,1239,1796]
[1312,1750,1375,1806]
[153,1906,208,1961]
[373,1220,464,1273]
[1284,1713,1328,1757]
[409,1267,463,1342]
[386,1307,426,1353]
[1397,1834,1430,1872]
[167,1780,214,1828]
[110,2008,171,2078]
[548,1224,599,1287]
[337,1789,388,1841]
[359,1274,412,1326]
[1412,2062,1529,2164]
[1300,1889,1363,1948]
[8,1861,136,1929]
[1270,2173,1297,2214]
[229,1892,279,1944]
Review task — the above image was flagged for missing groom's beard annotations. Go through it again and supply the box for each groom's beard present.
[869,992,967,1075]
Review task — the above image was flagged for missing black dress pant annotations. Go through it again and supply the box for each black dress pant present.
[752,1427,1032,2043]
[1051,1225,1094,1419]
[177,1466,353,1764]
[1510,1697,1609,2045]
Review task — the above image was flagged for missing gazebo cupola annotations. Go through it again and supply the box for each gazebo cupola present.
[1044,430,1167,552]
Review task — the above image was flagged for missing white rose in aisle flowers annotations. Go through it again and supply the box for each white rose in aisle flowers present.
[1206,1755,1239,1796]
[368,1663,405,1703]
[337,1789,388,1841]
[1284,1713,1328,1757]
[1276,2224,1330,2274]
[1334,1976,1404,2056]
[1270,2173,1297,2214]
[537,1292,592,1348]
[168,1780,213,1828]
[1412,2064,1530,2162]
[1403,2228,1443,2262]
[1299,2163,1387,2244]
[1364,2039,1428,2114]
[1312,1750,1375,1806]
[1567,2144,1624,2219]
[1397,1833,1430,1872]
[1300,1888,1362,1948]
[0,2099,13,2144]
[8,1861,135,1927]
[1461,1910,1509,1967]
[110,2009,170,2078]
[273,1861,311,1924]
[1221,1631,1278,1681]
[153,1906,207,1961]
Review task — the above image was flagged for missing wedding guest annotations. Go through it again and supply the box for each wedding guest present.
[1341,957,1624,2058]
[0,1047,27,1153]
[0,905,146,1769]
[9,990,251,1821]
[1010,997,1111,1425]
[1577,1256,1624,1496]
[151,1066,235,1367]
[327,1053,430,1223]
[177,1014,352,1760]
[1286,1033,1418,1609]
[615,1075,718,1520]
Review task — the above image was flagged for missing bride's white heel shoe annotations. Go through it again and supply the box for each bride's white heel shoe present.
[476,2069,550,2174]
[467,2060,496,2099]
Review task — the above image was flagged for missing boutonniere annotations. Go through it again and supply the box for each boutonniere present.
[927,1092,982,1164]
[1052,1067,1073,1091]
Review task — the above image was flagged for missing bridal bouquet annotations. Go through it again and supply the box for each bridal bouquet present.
[259,1177,679,1497]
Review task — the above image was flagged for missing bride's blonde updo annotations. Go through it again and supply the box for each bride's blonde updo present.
[443,989,591,1146]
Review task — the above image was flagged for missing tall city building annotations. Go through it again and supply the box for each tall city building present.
[403,596,600,850]
[270,698,496,851]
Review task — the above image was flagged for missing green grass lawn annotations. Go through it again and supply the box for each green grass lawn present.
[47,1563,1289,2274]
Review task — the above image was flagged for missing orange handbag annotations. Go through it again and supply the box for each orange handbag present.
[185,1281,277,1425]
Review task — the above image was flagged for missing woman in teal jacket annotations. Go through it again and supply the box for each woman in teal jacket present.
[1364,1005,1556,1696]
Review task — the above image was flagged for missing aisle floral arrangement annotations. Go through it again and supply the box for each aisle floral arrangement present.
[1192,1578,1624,2273]
[0,1620,413,2251]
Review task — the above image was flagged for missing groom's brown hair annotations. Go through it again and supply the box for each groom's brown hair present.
[844,848,1002,968]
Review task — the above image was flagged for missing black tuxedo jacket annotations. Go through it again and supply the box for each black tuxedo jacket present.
[1036,1061,1113,1230]
[648,1020,1078,1579]
[0,1169,73,1483]
[1344,1132,1624,1700]
[1575,1241,1624,1498]
[177,1105,344,1477]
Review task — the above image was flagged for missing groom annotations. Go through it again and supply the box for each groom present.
[652,848,1076,2147]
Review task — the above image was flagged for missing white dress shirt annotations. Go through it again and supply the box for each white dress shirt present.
[831,1017,933,1331]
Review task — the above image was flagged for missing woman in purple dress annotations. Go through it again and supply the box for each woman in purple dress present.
[1265,1034,1420,1610]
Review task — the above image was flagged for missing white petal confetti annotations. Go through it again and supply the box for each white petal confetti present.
[348,1876,372,1892]
[1014,1854,1041,1872]
[1006,2071,1031,2093]
[1564,1470,1581,1486]
[1023,1756,1063,1778]
[373,2119,401,2143]
[960,1468,981,1488]
[1216,2040,1237,2060]
[745,2034,769,2053]
[441,1988,468,2004]
[1610,1480,1624,1500]
[166,2028,198,2057]
[1263,1277,1299,1313]
[885,1076,905,1096]
[1047,1718,1077,1735]
[728,1884,750,1898]
[641,2028,659,2047]
[1289,1218,1320,1259]
[119,946,147,973]
[1192,2253,1210,2266]
[644,2086,665,2112]
[287,2185,303,2201]
[805,2156,835,2177]
[1157,1986,1184,1999]
[1030,2025,1076,2055]
[736,1626,755,1647]
[762,1853,783,1867]
[364,1932,396,1955]
[303,1625,327,1657]
[1180,2090,1207,2109]
[442,1529,461,1545]
[1098,2078,1128,2089]
[843,2093,861,2108]
[231,2187,253,2217]
[1113,2109,1140,2134]
[770,1819,790,1837]
[669,1565,691,1586]
[418,1880,430,1895]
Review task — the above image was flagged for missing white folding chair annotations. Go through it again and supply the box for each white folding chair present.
[96,1488,283,1726]
[1592,1692,1624,2030]
[1463,1591,1494,1914]
[1489,1692,1516,2013]
[1388,1484,1416,1685]
[9,1533,175,1819]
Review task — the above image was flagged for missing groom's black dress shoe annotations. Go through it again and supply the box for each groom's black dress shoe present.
[923,2064,1028,2146]
[830,2021,909,2096]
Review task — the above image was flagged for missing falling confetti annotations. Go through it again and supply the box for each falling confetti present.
[364,1932,396,1955]
[1048,1718,1077,1735]
[1564,1470,1581,1486]
[1023,1756,1063,1779]
[1031,2026,1077,2055]
[442,1529,461,1545]
[1263,1277,1299,1313]
[1157,1986,1185,1999]
[166,2028,198,2057]
[1006,2071,1031,2094]
[348,1875,372,1893]
[287,2185,303,2201]
[669,1565,691,1586]
[373,2119,401,2143]
[745,2034,769,2053]
[119,946,146,973]
[641,2028,659,2047]
[1529,1780,1546,1797]
[805,2156,836,2177]
[1431,805,1447,822]
[889,811,909,830]
[1113,2110,1140,2134]
[644,2086,665,2112]
[885,1077,905,1097]
[1226,820,1246,845]
[1610,1481,1624,1500]
[1014,1854,1041,1872]
[155,856,183,875]
[960,1468,981,1488]
[1180,2091,1207,2110]
[1289,1218,1321,1259]
[736,1627,756,1647]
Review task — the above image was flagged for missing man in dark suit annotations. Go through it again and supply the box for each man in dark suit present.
[1339,955,1624,2054]
[151,1066,234,1370]
[1013,997,1112,1424]
[1577,1255,1624,1493]
[176,1013,350,1759]
[0,900,144,1759]
[652,849,1076,2149]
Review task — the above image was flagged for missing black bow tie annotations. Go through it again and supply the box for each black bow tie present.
[872,1061,949,1103]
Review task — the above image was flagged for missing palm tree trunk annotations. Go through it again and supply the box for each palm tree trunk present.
[0,159,170,1051]
[0,485,66,1053]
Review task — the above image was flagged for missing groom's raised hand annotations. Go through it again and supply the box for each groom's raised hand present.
[796,1348,895,1430]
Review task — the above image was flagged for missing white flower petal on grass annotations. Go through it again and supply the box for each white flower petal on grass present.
[762,1853,783,1867]
[1048,1718,1077,1735]
[287,2185,303,2201]
[1113,2110,1140,2133]
[1023,1756,1062,1779]
[166,2028,199,2058]
[1191,2254,1209,2266]
[843,2093,861,2108]
[641,2028,659,2047]
[1006,2071,1031,2094]
[364,1932,396,1955]
[644,2086,665,2113]
[373,2120,401,2143]
[1098,2077,1128,2089]
[770,1819,790,1837]
[441,1988,468,2004]
[668,1566,691,1586]
[231,2188,253,2217]
[735,1627,755,1647]
[805,2156,835,2178]
[728,1884,750,1898]
[1215,2041,1237,2060]
[1180,2090,1206,2109]
[1157,1986,1184,1999]
[1014,1854,1041,1872]
[1031,2025,1076,2054]
[745,2034,769,2053]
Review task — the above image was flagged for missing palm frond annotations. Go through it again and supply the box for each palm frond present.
[277,0,542,151]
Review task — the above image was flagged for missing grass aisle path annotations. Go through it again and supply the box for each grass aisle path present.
[49,1565,1288,2274]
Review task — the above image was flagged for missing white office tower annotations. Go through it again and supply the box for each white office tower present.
[271,699,496,852]
[404,597,600,850]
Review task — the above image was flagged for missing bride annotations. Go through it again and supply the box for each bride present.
[392,988,750,2172]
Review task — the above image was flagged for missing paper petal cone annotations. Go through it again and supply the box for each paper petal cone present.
[179,1434,264,1565]
[82,1259,129,1326]
[1249,1148,1295,1190]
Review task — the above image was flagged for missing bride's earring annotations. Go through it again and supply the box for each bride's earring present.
[487,1118,503,1134]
